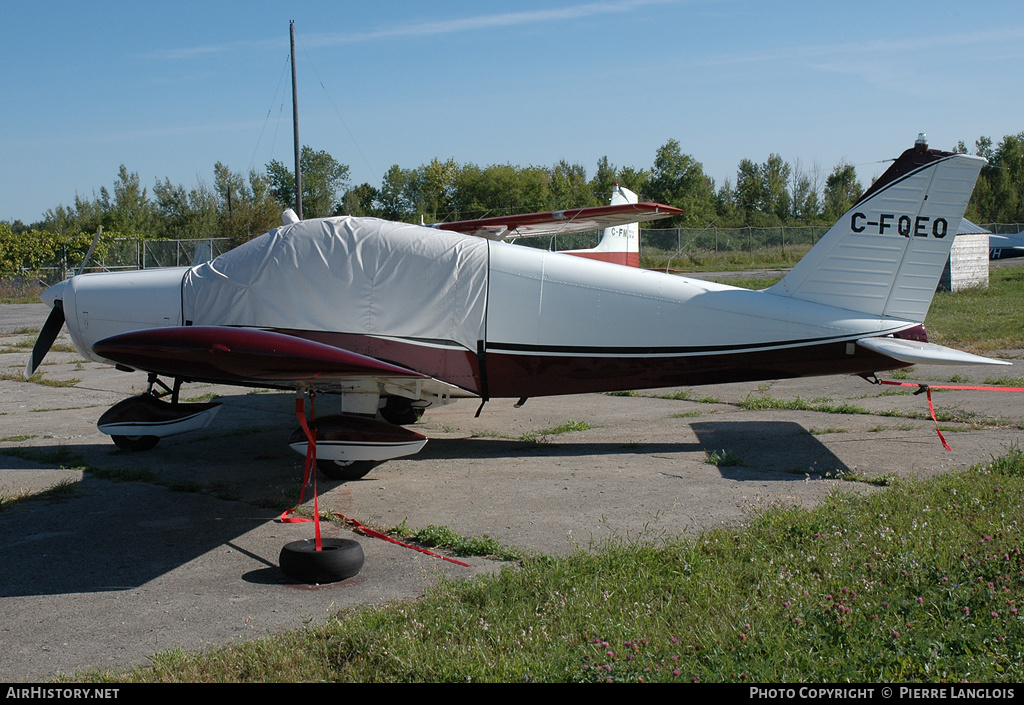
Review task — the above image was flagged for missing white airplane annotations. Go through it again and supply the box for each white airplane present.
[26,139,1008,486]
[437,184,647,266]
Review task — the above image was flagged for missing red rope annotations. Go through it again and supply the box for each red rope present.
[878,379,1024,451]
[278,392,470,567]
[329,512,472,567]
[279,394,321,552]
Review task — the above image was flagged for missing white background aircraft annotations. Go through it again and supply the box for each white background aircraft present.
[437,184,649,266]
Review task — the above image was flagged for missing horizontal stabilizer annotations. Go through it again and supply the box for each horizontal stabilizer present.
[857,337,1010,366]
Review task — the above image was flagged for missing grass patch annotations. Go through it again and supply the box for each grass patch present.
[656,389,692,400]
[984,375,1024,388]
[0,371,80,387]
[867,424,918,433]
[0,446,84,467]
[0,478,81,511]
[392,521,525,562]
[739,393,870,416]
[183,392,219,403]
[926,267,1024,352]
[537,419,590,436]
[0,434,36,443]
[477,419,592,445]
[704,448,746,467]
[72,447,1024,683]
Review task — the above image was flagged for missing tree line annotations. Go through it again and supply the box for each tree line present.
[4,132,1023,265]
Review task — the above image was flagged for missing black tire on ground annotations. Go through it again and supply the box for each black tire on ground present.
[111,435,160,452]
[279,538,365,584]
[379,396,424,425]
[316,459,377,481]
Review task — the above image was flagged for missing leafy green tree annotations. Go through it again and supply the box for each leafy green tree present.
[647,139,715,226]
[109,166,157,237]
[734,154,791,224]
[735,158,764,220]
[549,160,597,209]
[451,163,550,220]
[411,157,459,221]
[762,154,791,222]
[213,165,283,244]
[590,156,619,204]
[267,146,350,218]
[377,165,416,221]
[153,177,219,239]
[340,183,381,217]
[822,161,862,220]
[714,178,741,226]
[789,159,820,223]
[614,166,651,200]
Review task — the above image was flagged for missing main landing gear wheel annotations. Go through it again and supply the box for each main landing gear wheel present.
[279,538,365,584]
[379,397,424,426]
[111,435,160,452]
[316,459,377,481]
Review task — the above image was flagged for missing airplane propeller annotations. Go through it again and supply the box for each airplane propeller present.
[25,299,66,378]
[24,226,101,379]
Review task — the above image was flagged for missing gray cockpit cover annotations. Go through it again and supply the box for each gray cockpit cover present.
[182,216,489,352]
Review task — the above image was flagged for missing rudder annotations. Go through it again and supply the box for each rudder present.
[768,140,985,322]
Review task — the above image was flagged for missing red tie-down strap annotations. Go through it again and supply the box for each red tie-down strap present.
[279,393,322,551]
[279,392,470,567]
[328,512,472,568]
[878,379,1024,451]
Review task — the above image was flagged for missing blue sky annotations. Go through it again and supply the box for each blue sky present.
[4,0,1024,224]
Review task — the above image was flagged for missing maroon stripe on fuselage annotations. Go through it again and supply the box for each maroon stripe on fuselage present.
[277,329,904,399]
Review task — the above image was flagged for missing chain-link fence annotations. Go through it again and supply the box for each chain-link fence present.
[640,225,830,260]
[35,238,233,283]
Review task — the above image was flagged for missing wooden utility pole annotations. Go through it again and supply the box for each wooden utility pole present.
[290,20,303,219]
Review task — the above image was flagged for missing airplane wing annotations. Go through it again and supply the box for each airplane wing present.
[432,202,683,240]
[92,326,429,387]
[856,337,1010,366]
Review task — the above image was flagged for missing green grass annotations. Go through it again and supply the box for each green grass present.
[0,371,80,387]
[0,478,81,511]
[739,393,870,416]
[392,521,525,562]
[68,448,1024,683]
[704,448,746,466]
[474,419,592,445]
[0,434,36,443]
[738,392,1015,429]
[925,267,1024,353]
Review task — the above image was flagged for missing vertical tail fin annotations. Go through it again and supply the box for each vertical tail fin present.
[562,185,640,266]
[768,142,985,322]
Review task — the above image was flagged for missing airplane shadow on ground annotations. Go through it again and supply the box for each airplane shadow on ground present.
[689,420,853,478]
[0,454,283,598]
[0,419,848,597]
[410,419,852,479]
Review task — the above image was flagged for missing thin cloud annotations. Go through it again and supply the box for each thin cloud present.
[685,25,1024,69]
[148,0,679,59]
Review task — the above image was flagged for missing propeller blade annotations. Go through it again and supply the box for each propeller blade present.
[25,300,66,378]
